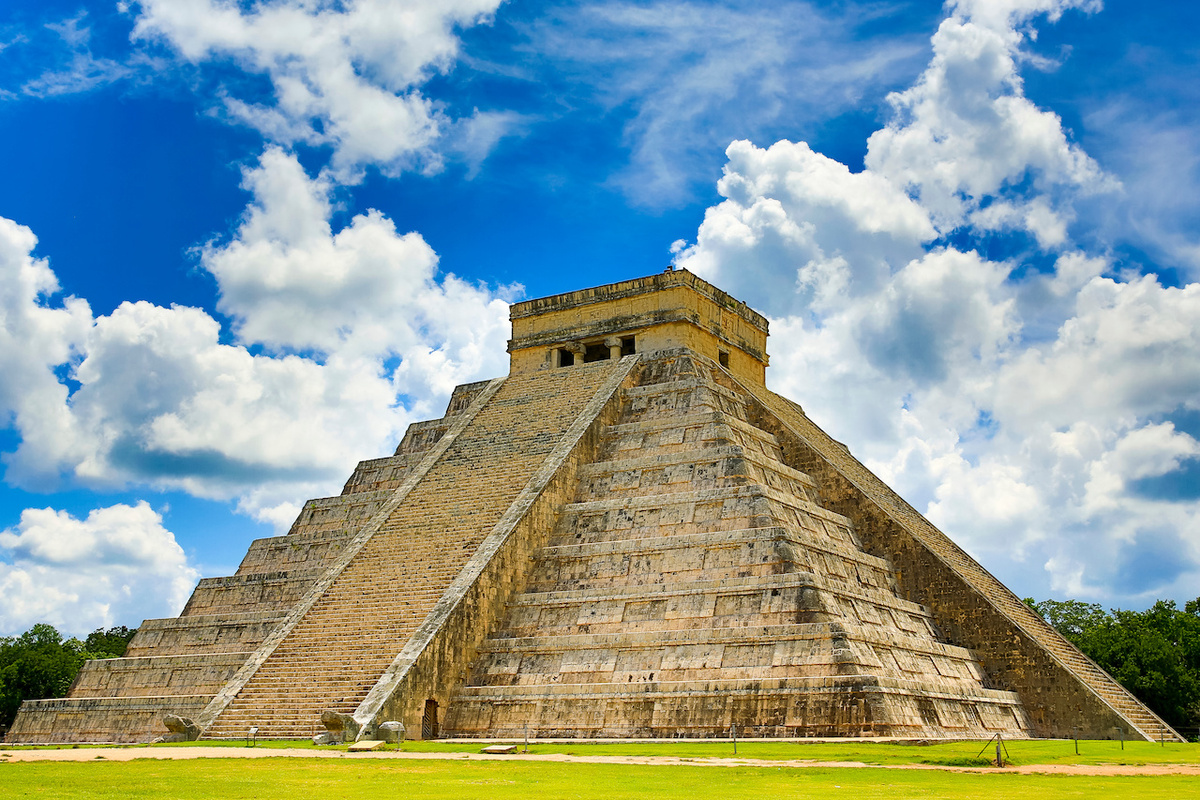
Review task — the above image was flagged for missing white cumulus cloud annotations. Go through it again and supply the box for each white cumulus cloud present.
[0,149,512,530]
[132,0,506,178]
[201,147,513,386]
[672,0,1200,606]
[0,501,198,637]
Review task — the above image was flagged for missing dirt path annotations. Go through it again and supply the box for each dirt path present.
[2,747,1197,776]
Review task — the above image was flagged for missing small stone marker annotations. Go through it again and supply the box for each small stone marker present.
[348,740,386,751]
[378,721,405,743]
[480,744,518,754]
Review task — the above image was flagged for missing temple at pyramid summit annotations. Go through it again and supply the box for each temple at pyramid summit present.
[9,270,1182,744]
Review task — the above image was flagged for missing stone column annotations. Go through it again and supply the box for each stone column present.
[604,336,622,360]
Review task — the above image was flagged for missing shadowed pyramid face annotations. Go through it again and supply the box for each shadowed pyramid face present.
[6,273,1180,745]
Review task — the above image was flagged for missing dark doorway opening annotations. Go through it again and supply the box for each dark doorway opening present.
[583,343,610,363]
[422,698,439,739]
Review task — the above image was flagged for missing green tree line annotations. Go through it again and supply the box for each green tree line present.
[1027,597,1200,735]
[0,624,136,731]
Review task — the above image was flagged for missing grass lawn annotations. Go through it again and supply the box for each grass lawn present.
[403,738,1200,767]
[122,737,1200,767]
[1,757,1196,800]
[11,738,1200,767]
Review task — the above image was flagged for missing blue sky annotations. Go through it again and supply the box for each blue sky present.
[0,0,1197,636]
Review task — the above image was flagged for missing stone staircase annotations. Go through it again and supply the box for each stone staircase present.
[4,382,491,744]
[201,362,625,739]
[443,355,1029,738]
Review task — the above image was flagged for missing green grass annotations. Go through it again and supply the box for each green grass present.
[395,738,1200,767]
[7,738,1198,767]
[0,758,1195,800]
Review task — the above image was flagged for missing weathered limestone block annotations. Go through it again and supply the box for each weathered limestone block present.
[319,710,360,743]
[155,714,201,743]
[378,721,405,742]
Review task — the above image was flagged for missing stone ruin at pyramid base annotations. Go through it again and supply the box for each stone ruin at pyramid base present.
[8,270,1183,744]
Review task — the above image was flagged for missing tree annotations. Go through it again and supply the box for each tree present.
[0,624,84,730]
[1024,598,1108,639]
[83,626,137,659]
[1028,597,1200,735]
[0,623,139,731]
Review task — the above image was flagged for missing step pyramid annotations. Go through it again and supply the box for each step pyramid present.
[444,355,1028,738]
[8,269,1181,743]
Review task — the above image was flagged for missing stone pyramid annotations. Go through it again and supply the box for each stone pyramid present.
[9,270,1181,743]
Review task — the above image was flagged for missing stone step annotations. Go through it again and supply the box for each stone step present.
[558,484,855,553]
[581,442,817,491]
[470,626,989,689]
[620,374,745,400]
[286,490,398,537]
[179,569,325,617]
[444,673,1030,740]
[576,448,827,507]
[451,673,1025,704]
[391,418,451,456]
[5,695,212,744]
[68,652,250,698]
[235,529,356,576]
[603,410,780,450]
[476,621,979,663]
[540,526,892,576]
[509,570,931,614]
[615,381,752,425]
[340,452,418,495]
[524,534,898,596]
[125,611,287,658]
[498,572,938,644]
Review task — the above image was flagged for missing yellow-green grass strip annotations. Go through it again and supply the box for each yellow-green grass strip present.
[0,758,1196,800]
